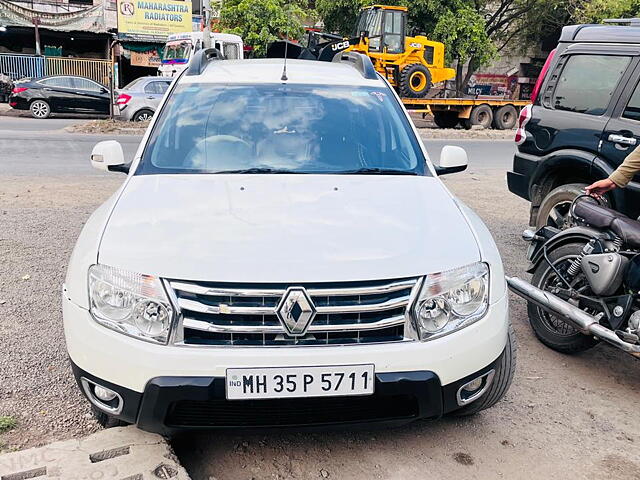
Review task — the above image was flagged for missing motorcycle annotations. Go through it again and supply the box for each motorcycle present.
[507,195,640,357]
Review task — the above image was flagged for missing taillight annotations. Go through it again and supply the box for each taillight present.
[514,104,532,145]
[12,87,28,93]
[530,48,556,105]
[116,93,131,105]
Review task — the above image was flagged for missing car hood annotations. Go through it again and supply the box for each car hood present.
[98,174,480,282]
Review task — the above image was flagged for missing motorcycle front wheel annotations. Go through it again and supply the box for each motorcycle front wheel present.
[528,242,599,354]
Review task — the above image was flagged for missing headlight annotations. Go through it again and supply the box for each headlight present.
[410,262,489,341]
[88,264,173,344]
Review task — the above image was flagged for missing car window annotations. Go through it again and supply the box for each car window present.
[123,77,146,90]
[40,77,74,88]
[144,81,170,95]
[138,84,426,176]
[623,79,640,122]
[223,43,240,59]
[552,55,631,116]
[73,78,103,92]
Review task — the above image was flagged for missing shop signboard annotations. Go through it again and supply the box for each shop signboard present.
[117,0,192,42]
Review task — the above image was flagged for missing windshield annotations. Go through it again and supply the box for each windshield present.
[354,9,382,37]
[162,41,191,64]
[137,83,426,176]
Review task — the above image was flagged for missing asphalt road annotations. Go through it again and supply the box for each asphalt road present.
[3,123,637,479]
[0,114,82,132]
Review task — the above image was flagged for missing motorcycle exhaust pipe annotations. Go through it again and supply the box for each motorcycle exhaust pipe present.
[506,276,640,358]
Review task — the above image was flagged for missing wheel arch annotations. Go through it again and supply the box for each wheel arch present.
[529,150,610,223]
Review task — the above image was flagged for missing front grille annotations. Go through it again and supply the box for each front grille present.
[165,395,419,427]
[168,278,420,346]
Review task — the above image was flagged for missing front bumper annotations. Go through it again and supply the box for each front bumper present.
[72,356,501,434]
[507,151,539,201]
[64,294,508,432]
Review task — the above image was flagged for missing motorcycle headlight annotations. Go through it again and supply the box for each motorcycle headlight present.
[410,262,489,341]
[88,264,173,344]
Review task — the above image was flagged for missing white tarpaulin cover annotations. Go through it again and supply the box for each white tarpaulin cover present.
[0,0,107,33]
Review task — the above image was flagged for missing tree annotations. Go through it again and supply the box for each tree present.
[573,0,640,23]
[219,0,310,57]
[315,0,362,36]
[432,7,496,95]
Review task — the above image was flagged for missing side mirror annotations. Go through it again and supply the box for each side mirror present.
[435,145,468,175]
[90,140,128,173]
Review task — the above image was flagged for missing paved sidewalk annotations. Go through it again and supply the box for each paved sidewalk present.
[0,426,190,480]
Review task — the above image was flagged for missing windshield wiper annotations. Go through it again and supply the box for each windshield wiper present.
[213,167,302,174]
[338,168,418,175]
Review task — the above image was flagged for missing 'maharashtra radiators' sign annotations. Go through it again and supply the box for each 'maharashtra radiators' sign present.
[117,0,192,41]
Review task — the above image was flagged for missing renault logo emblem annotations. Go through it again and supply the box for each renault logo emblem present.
[276,287,316,337]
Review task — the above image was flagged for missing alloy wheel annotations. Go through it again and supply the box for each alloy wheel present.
[545,200,573,229]
[135,112,152,121]
[31,101,50,118]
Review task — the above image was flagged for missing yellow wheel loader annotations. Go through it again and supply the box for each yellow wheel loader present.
[267,5,455,98]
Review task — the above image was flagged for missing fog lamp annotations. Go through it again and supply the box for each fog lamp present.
[462,377,483,393]
[93,385,117,402]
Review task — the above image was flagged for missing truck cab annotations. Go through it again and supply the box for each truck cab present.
[159,32,244,77]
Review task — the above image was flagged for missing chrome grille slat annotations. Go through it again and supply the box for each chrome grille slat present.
[169,277,419,347]
[169,278,416,298]
[178,295,410,316]
[169,281,285,297]
[177,298,273,315]
[183,314,406,334]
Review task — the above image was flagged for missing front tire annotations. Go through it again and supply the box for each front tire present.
[399,64,432,98]
[536,183,594,229]
[528,243,599,353]
[30,99,50,119]
[453,324,516,416]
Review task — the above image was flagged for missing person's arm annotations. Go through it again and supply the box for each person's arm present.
[609,144,640,187]
[586,145,640,196]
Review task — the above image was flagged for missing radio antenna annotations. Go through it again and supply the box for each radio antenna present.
[281,5,289,81]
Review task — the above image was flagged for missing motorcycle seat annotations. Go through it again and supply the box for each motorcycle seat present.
[573,198,640,248]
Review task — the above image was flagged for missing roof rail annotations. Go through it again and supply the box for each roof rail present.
[332,51,378,80]
[186,48,226,76]
[603,18,640,26]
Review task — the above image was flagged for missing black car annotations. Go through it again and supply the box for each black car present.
[508,24,640,228]
[9,75,110,119]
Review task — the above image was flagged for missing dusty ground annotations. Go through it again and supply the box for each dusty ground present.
[0,166,638,478]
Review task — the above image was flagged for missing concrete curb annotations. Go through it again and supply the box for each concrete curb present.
[0,426,190,480]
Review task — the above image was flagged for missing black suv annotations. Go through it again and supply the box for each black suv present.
[508,24,640,228]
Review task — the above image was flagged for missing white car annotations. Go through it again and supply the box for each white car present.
[63,52,515,432]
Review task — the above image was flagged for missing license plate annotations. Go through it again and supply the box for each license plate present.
[225,364,375,400]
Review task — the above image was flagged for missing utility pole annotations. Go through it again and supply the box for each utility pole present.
[32,17,41,55]
[202,4,211,48]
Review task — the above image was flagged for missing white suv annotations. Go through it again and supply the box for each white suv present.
[63,51,515,432]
